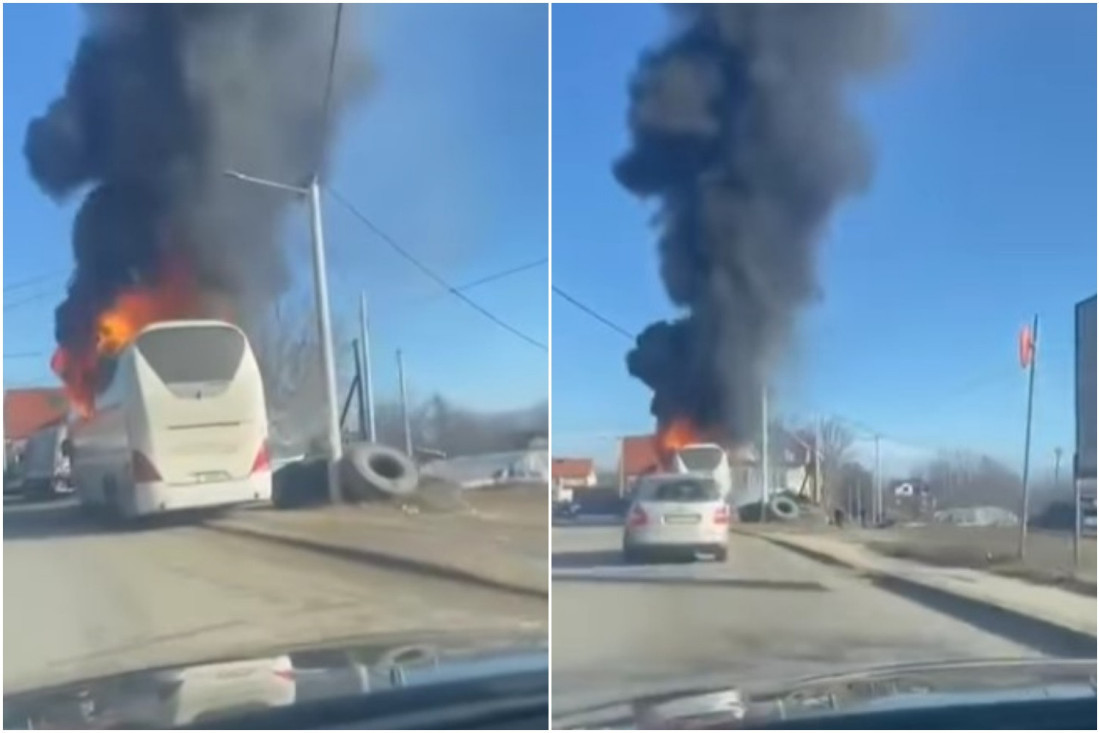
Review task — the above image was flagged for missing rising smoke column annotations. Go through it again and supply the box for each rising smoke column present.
[618,4,900,444]
[25,4,369,393]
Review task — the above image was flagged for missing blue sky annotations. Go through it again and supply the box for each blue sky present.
[3,4,548,411]
[551,3,1096,472]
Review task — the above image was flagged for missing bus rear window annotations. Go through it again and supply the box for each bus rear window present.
[137,326,246,384]
[676,447,724,471]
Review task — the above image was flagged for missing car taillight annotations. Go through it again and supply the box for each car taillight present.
[131,451,161,483]
[252,441,271,474]
[628,505,648,527]
[714,505,731,524]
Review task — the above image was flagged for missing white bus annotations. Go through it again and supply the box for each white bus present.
[70,319,272,520]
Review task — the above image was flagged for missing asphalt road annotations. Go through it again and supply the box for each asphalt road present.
[3,498,547,695]
[551,522,1067,714]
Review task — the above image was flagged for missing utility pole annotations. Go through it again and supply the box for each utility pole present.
[352,338,366,439]
[873,433,882,526]
[308,178,343,504]
[397,349,413,456]
[1053,447,1063,492]
[760,385,770,522]
[1018,314,1039,560]
[358,292,376,442]
[224,171,342,504]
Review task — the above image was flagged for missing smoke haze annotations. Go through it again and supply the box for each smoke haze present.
[25,4,369,362]
[618,4,901,443]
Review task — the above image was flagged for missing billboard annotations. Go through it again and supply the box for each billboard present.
[1075,295,1096,479]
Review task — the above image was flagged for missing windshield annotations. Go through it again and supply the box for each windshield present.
[4,3,549,726]
[549,1,1097,725]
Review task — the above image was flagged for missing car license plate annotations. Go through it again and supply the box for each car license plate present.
[194,471,228,483]
[665,514,700,524]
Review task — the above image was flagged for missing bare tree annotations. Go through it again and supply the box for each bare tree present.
[793,417,854,508]
[917,450,1022,511]
[246,294,350,458]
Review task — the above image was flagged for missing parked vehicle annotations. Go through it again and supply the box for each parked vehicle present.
[70,320,272,521]
[19,423,72,501]
[622,473,731,562]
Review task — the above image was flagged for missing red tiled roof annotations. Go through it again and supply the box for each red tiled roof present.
[552,457,595,481]
[620,434,661,477]
[4,388,68,441]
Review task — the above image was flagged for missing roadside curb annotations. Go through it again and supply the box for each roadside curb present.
[735,527,1097,646]
[204,520,548,601]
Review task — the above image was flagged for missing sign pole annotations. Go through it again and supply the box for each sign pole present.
[1017,314,1039,560]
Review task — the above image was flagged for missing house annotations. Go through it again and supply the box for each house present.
[5,387,68,443]
[617,434,662,495]
[551,457,596,489]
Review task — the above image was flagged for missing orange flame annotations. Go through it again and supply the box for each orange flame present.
[652,417,707,470]
[657,417,703,454]
[51,256,215,417]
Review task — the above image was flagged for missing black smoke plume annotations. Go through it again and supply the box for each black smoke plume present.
[25,4,369,361]
[618,4,900,444]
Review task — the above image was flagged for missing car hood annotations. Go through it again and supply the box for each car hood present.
[553,657,1097,729]
[3,629,547,729]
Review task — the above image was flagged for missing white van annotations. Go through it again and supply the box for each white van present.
[70,320,272,520]
[20,422,72,500]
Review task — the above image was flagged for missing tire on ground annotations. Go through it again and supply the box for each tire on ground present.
[341,442,419,501]
[769,495,800,521]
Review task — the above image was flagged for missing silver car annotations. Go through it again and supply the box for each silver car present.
[622,474,731,562]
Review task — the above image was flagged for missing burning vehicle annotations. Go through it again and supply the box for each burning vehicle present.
[615,4,899,496]
[24,4,369,442]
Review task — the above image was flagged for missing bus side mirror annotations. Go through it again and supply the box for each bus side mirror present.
[60,439,73,458]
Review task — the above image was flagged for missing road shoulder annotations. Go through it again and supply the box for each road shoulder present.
[206,500,548,598]
[735,525,1097,639]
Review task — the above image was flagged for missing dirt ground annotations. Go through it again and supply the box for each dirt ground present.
[863,525,1096,595]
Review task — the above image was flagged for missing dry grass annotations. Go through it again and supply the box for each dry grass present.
[865,525,1096,596]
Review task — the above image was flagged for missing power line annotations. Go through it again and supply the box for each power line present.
[552,286,635,340]
[4,290,56,312]
[402,258,548,306]
[326,186,547,351]
[456,258,547,291]
[4,351,47,360]
[5,270,66,293]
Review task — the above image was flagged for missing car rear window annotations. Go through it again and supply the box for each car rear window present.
[137,325,245,385]
[640,478,720,502]
[676,446,724,471]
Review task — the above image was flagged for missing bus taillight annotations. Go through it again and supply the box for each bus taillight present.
[252,441,271,474]
[131,451,162,483]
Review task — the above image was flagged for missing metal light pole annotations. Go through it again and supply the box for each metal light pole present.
[760,386,770,522]
[307,179,343,503]
[813,416,823,505]
[1053,447,1063,493]
[225,170,343,504]
[359,291,376,442]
